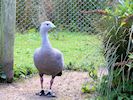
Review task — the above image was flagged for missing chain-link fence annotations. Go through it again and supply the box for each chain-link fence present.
[0,0,112,82]
[16,0,109,33]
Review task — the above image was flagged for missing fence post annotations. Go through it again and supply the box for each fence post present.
[0,0,16,82]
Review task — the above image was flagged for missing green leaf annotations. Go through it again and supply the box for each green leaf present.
[118,96,123,100]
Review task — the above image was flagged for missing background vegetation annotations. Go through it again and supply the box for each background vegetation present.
[84,0,133,99]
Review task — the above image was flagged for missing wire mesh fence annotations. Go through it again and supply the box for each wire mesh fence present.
[0,0,111,80]
[16,0,109,33]
[15,0,108,74]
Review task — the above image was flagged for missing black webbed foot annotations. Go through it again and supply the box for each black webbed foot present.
[45,90,56,97]
[36,90,56,97]
[36,90,46,96]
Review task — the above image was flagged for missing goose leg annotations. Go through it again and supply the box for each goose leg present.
[50,76,55,90]
[45,76,56,97]
[40,74,44,90]
[36,73,46,96]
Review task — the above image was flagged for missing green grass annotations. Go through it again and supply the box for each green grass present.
[14,29,104,78]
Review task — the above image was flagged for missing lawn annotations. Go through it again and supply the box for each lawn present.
[14,30,104,78]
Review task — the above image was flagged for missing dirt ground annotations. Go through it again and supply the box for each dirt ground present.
[0,71,90,100]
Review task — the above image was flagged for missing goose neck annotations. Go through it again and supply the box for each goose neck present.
[41,32,52,48]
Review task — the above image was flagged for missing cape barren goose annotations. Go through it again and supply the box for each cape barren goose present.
[34,21,64,97]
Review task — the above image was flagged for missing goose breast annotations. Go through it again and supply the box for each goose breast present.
[34,48,64,76]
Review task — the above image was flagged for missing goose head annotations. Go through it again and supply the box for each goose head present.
[40,21,56,34]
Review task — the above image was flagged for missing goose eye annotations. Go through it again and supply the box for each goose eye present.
[46,24,49,26]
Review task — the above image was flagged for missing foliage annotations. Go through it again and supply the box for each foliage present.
[105,0,133,18]
[90,0,133,99]
[81,63,98,94]
[82,42,133,100]
[96,54,133,100]
[97,1,133,62]
[14,64,37,80]
[97,76,133,100]
[93,28,133,100]
[98,25,133,99]
[82,82,96,93]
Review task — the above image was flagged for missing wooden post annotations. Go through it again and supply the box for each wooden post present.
[0,0,16,82]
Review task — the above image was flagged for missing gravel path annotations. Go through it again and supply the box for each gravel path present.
[0,71,89,100]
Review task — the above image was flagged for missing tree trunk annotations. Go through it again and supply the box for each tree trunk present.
[0,0,16,82]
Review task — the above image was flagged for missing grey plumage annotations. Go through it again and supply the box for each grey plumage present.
[34,47,64,76]
[33,21,64,96]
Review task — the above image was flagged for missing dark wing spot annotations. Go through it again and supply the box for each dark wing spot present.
[56,71,62,76]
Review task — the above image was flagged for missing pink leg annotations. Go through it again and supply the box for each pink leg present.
[36,74,45,96]
[50,76,55,90]
[39,74,44,90]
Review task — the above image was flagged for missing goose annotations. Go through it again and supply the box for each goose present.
[33,21,64,97]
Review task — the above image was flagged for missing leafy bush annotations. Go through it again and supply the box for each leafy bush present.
[92,0,133,99]
[96,54,133,100]
[81,63,98,94]
[84,45,133,100]
[96,0,133,63]
[94,0,133,76]
[14,64,37,80]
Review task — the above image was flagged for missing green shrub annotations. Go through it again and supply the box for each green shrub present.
[14,64,37,80]
[97,63,133,100]
[81,65,97,96]
[94,0,133,68]
[93,0,133,99]
[89,45,133,100]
